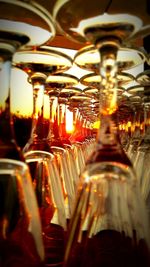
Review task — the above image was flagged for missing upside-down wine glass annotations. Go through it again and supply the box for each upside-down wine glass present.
[134,70,150,219]
[13,47,75,266]
[125,91,144,161]
[0,158,45,267]
[24,149,67,267]
[0,0,56,265]
[58,87,84,190]
[58,86,82,145]
[127,83,150,223]
[68,93,95,171]
[45,73,79,147]
[73,93,98,161]
[52,5,150,266]
[74,45,147,75]
[13,46,73,153]
[45,73,80,218]
[79,72,135,152]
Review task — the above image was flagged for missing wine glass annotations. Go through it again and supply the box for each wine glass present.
[74,93,98,161]
[59,87,96,191]
[13,46,73,153]
[136,69,150,85]
[80,72,134,88]
[52,5,150,266]
[58,86,82,145]
[0,0,55,265]
[125,89,144,161]
[126,85,150,221]
[13,47,76,265]
[52,0,150,46]
[80,72,133,153]
[13,48,75,217]
[0,158,45,266]
[46,83,83,194]
[45,73,79,147]
[73,45,147,74]
[45,73,80,213]
[0,0,55,160]
[69,93,97,173]
[24,150,67,266]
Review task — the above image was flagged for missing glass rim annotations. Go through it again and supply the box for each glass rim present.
[0,0,56,46]
[74,45,146,72]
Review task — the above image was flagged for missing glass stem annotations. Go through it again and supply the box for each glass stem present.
[0,46,23,159]
[89,43,132,166]
[23,75,51,153]
[31,80,45,139]
[47,95,63,147]
[143,100,150,138]
[0,58,13,140]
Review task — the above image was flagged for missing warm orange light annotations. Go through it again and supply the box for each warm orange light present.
[66,109,74,133]
[101,88,118,115]
[118,124,122,131]
[51,98,58,122]
[127,121,131,128]
[93,120,100,129]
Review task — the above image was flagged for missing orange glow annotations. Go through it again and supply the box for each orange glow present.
[127,121,131,128]
[93,120,100,129]
[101,88,118,115]
[51,98,58,122]
[118,124,122,131]
[66,109,74,133]
[140,122,144,131]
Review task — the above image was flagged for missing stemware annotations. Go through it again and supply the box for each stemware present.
[0,0,55,160]
[24,150,66,266]
[126,85,150,220]
[13,46,73,153]
[58,86,82,144]
[80,72,134,88]
[79,73,133,151]
[0,159,45,266]
[136,69,150,85]
[116,95,134,150]
[51,6,150,266]
[0,0,56,265]
[45,73,81,217]
[74,45,146,74]
[45,73,79,147]
[13,47,76,265]
[69,93,97,174]
[58,87,85,193]
[52,1,150,45]
[125,88,144,161]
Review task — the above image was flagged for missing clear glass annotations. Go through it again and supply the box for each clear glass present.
[0,2,55,264]
[62,40,150,267]
[13,48,77,265]
[45,74,82,218]
[45,73,79,147]
[52,2,150,44]
[58,87,82,145]
[126,86,149,160]
[13,47,73,153]
[74,45,146,73]
[134,101,150,205]
[0,159,44,266]
[80,72,134,88]
[136,69,150,86]
[126,86,150,223]
[24,150,67,266]
[126,97,143,161]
